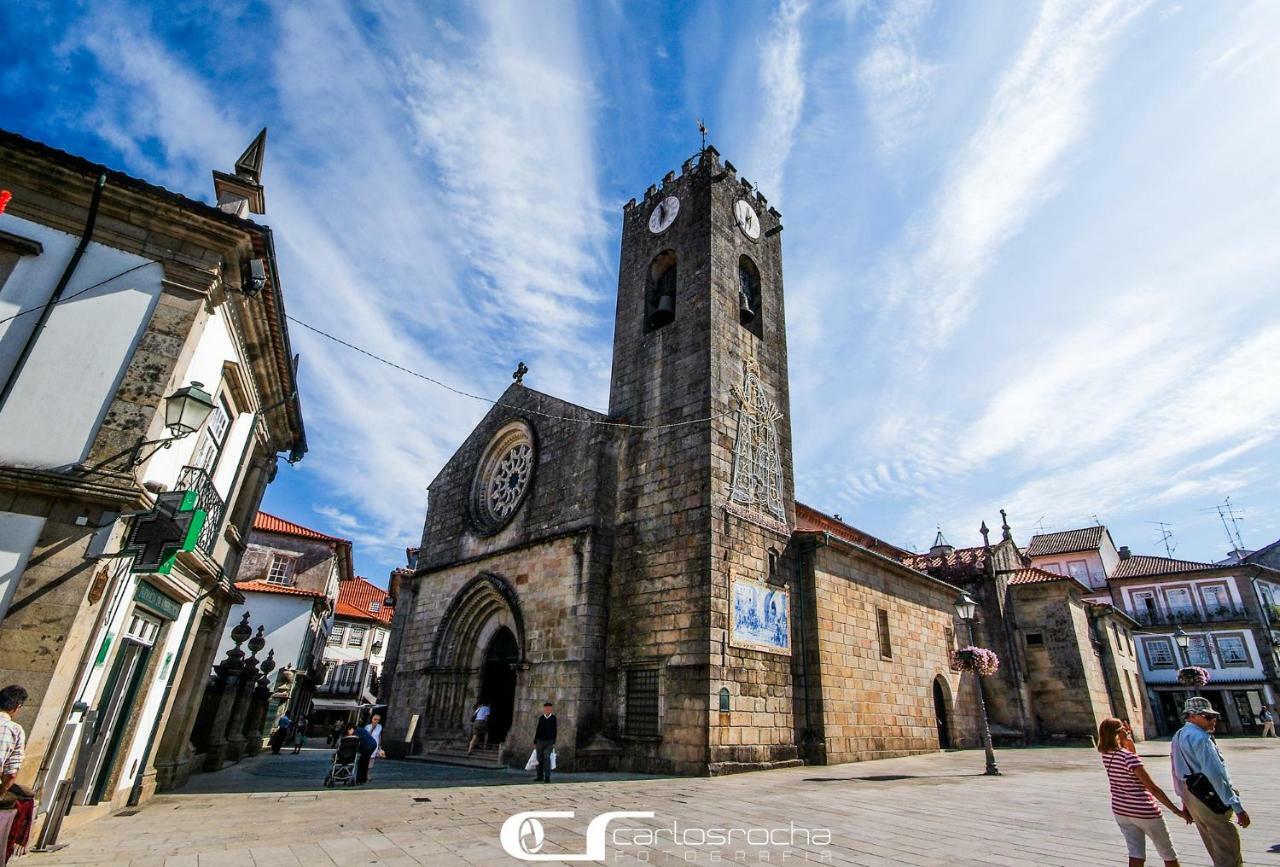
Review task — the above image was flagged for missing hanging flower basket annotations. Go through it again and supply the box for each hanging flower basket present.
[951,646,1000,677]
[1177,666,1210,687]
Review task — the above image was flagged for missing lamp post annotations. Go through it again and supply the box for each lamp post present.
[955,592,1000,776]
[1172,625,1190,666]
[84,381,216,473]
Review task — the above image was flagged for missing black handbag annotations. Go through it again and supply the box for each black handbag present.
[1184,772,1231,815]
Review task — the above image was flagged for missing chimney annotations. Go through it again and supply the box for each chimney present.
[1118,546,1132,560]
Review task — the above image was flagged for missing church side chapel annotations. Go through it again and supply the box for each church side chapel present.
[382,147,985,775]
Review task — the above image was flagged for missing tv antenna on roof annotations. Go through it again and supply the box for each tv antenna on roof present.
[1034,515,1050,535]
[1147,521,1176,558]
[1200,496,1247,557]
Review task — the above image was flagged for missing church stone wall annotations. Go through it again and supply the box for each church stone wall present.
[384,529,609,770]
[1012,584,1112,739]
[804,543,976,763]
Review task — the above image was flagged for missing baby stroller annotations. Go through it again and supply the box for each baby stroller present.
[324,734,361,787]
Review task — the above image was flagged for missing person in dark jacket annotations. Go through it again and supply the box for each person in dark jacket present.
[533,701,557,783]
[355,723,378,784]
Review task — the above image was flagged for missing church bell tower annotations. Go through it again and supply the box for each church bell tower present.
[605,146,798,774]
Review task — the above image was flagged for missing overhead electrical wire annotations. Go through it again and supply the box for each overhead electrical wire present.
[285,314,735,431]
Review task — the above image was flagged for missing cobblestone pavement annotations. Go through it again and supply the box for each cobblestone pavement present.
[29,739,1278,866]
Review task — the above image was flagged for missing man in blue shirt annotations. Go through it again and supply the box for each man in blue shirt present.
[1170,697,1250,866]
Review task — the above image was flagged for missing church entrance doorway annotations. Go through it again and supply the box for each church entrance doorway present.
[479,627,519,745]
[933,678,951,749]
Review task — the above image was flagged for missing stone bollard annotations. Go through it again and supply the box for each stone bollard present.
[242,649,276,757]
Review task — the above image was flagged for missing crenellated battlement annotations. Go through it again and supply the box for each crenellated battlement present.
[622,145,781,225]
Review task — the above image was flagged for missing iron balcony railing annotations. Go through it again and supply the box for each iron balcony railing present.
[1129,605,1250,627]
[176,465,225,556]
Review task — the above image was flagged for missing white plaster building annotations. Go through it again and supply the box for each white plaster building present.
[0,128,305,829]
[311,576,393,732]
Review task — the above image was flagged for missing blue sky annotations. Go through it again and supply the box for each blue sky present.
[5,0,1278,584]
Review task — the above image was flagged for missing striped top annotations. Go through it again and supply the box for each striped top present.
[1101,749,1160,818]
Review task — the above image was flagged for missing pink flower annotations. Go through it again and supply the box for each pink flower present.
[951,646,1000,677]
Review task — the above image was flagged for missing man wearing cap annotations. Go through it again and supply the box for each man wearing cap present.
[1170,697,1250,866]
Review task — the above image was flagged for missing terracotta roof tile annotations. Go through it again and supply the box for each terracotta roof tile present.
[1007,567,1091,593]
[335,576,394,625]
[1111,555,1218,579]
[901,546,989,581]
[235,579,328,599]
[1025,526,1107,557]
[253,511,350,544]
[793,503,908,559]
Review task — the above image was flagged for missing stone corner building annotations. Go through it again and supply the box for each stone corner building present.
[0,128,304,822]
[383,148,981,775]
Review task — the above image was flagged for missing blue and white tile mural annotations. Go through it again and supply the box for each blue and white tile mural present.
[731,579,790,653]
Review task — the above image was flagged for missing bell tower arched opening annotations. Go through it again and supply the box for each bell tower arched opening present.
[479,627,519,744]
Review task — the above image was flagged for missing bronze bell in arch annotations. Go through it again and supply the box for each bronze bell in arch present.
[738,290,755,325]
[651,291,675,327]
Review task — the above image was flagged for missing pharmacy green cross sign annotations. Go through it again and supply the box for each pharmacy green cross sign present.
[123,490,206,575]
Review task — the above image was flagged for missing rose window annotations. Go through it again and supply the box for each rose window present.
[470,421,536,534]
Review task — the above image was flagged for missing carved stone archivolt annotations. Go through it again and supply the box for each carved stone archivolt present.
[728,359,786,530]
[470,420,536,535]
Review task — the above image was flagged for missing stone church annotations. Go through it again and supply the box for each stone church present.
[382,147,982,775]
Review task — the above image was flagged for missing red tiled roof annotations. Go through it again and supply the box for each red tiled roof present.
[901,545,989,579]
[253,511,349,544]
[1007,568,1091,594]
[793,503,909,559]
[335,576,394,625]
[235,579,328,599]
[1025,526,1107,557]
[1111,555,1218,579]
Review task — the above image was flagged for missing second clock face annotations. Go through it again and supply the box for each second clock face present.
[649,196,680,234]
[734,199,761,240]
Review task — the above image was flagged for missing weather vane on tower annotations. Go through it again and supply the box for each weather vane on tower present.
[697,118,708,153]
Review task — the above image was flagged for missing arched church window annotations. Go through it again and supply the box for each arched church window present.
[738,255,762,338]
[645,250,677,332]
[469,420,536,535]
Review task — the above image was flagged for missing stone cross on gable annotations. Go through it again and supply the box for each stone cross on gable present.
[123,490,205,574]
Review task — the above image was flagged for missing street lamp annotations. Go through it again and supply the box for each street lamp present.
[1172,625,1190,666]
[954,591,1000,776]
[84,381,217,473]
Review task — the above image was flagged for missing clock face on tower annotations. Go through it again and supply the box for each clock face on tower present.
[734,199,761,241]
[648,196,680,234]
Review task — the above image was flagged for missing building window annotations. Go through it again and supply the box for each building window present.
[347,625,367,647]
[192,393,233,477]
[1067,560,1090,583]
[1025,632,1044,647]
[369,600,382,612]
[944,627,954,655]
[336,663,358,690]
[266,554,298,585]
[1164,587,1196,619]
[1185,636,1213,667]
[327,625,345,646]
[1110,623,1123,653]
[1143,638,1175,669]
[625,668,660,737]
[1042,562,1063,575]
[1132,591,1158,622]
[1199,585,1231,614]
[1216,635,1249,666]
[876,608,892,659]
[1125,671,1138,708]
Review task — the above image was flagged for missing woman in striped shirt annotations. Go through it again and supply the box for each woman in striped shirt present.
[1097,717,1189,867]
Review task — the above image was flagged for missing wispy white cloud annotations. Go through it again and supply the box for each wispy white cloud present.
[855,0,935,153]
[748,0,809,201]
[882,0,1149,345]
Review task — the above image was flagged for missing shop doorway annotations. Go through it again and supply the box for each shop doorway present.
[933,678,951,748]
[479,627,519,744]
[82,610,161,804]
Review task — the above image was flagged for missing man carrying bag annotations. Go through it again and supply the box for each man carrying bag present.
[1170,697,1250,866]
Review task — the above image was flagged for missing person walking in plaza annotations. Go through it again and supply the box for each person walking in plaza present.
[1258,705,1275,738]
[468,702,491,754]
[0,685,34,861]
[355,720,378,785]
[1171,697,1250,867]
[328,719,344,747]
[268,712,291,755]
[532,701,556,783]
[291,714,308,754]
[1096,718,1188,867]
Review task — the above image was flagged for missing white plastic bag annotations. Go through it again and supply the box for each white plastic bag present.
[549,749,557,770]
[524,749,539,771]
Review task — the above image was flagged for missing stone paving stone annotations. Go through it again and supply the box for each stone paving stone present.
[28,741,1277,866]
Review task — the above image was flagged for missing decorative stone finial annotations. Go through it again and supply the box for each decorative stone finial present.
[1000,509,1012,541]
[512,361,528,385]
[247,624,266,656]
[980,521,991,548]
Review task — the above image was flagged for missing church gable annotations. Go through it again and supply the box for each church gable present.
[417,383,618,571]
